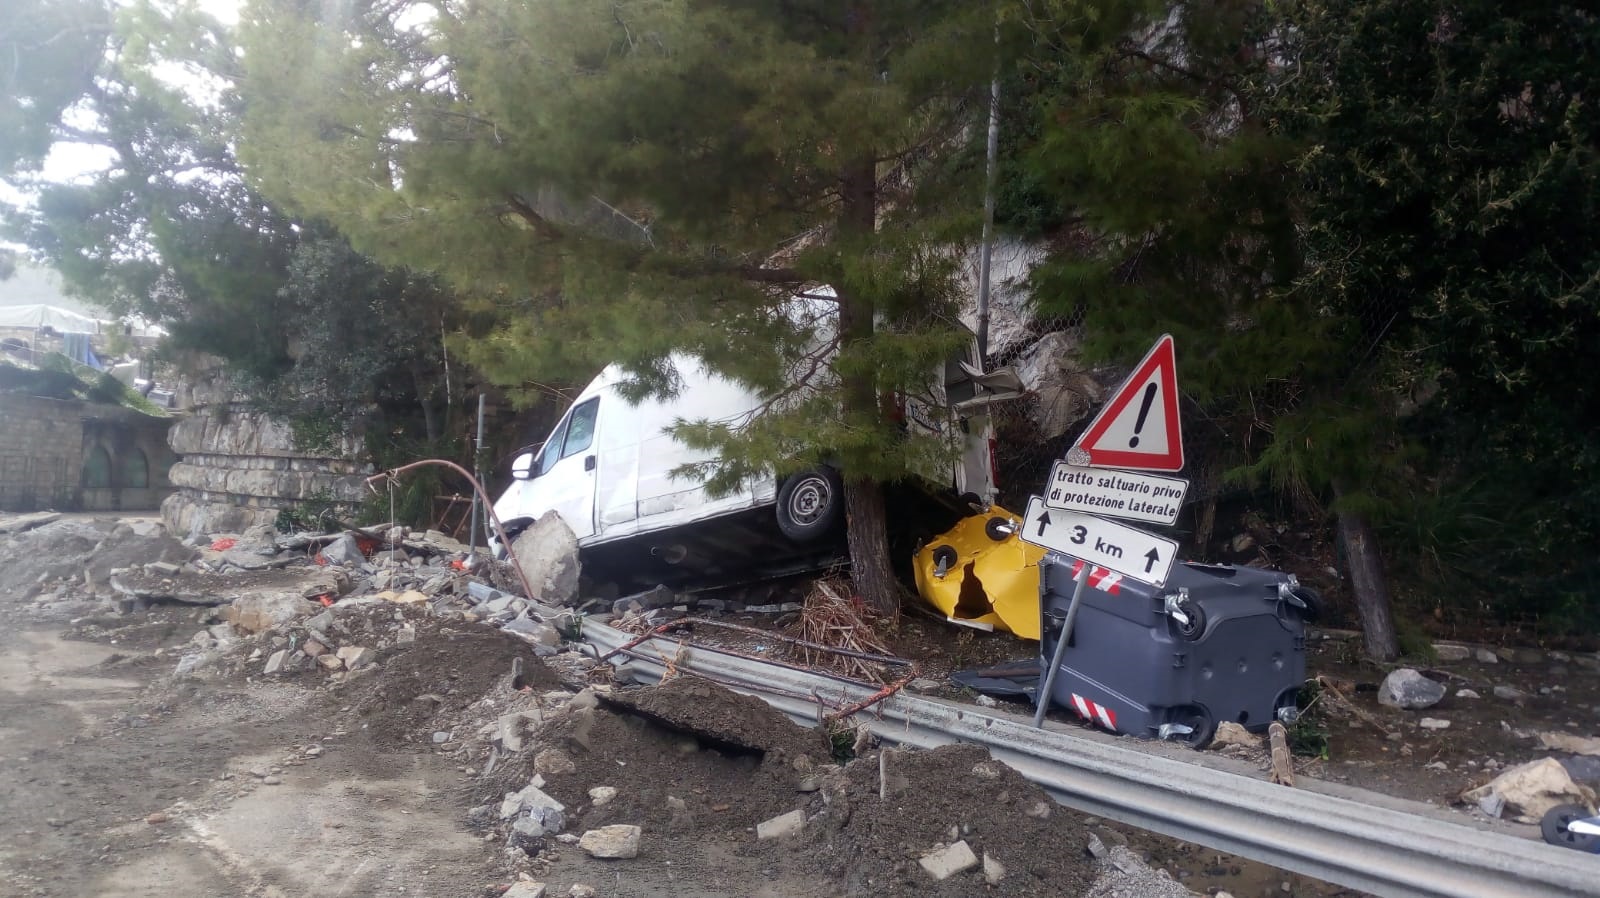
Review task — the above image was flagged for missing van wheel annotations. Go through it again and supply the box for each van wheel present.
[777,467,844,543]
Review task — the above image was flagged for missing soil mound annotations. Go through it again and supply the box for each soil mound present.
[802,743,1097,897]
[599,675,834,762]
[346,624,559,745]
[0,518,191,598]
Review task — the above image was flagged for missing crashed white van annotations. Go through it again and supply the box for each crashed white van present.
[490,326,1016,586]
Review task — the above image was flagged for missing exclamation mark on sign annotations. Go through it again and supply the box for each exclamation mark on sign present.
[1129,383,1157,448]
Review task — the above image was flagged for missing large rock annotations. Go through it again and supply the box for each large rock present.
[225,591,320,634]
[510,512,582,605]
[1377,669,1446,710]
[577,824,641,859]
[1012,331,1115,440]
[1461,758,1598,819]
[954,237,1046,358]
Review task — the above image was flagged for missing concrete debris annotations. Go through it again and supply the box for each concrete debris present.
[756,810,805,840]
[510,512,582,606]
[907,677,943,694]
[262,649,289,675]
[302,639,329,658]
[587,786,617,807]
[316,654,343,671]
[225,591,321,634]
[502,883,546,898]
[1432,644,1471,662]
[982,852,1007,885]
[577,824,641,859]
[1461,757,1598,819]
[335,645,373,670]
[318,533,366,566]
[0,511,63,534]
[534,748,576,777]
[1419,718,1451,731]
[502,783,566,820]
[1539,731,1600,757]
[1493,685,1528,702]
[918,840,979,881]
[1456,689,1480,699]
[377,589,430,605]
[1377,669,1446,710]
[1212,721,1263,749]
[567,886,596,898]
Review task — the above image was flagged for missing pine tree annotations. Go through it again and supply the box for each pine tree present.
[238,0,1001,613]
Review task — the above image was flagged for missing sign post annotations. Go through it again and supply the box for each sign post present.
[1029,334,1188,729]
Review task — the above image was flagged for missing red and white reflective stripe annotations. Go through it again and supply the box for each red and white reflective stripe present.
[1069,559,1123,595]
[1070,693,1118,732]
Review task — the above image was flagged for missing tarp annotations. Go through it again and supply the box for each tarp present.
[0,303,102,332]
[0,303,168,338]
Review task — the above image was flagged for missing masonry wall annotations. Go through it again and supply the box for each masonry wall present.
[0,393,175,512]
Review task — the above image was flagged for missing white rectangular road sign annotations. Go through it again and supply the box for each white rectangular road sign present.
[1021,496,1178,587]
[1045,462,1189,526]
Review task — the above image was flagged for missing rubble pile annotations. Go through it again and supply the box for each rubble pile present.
[794,743,1099,897]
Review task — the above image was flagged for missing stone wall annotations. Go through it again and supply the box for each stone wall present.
[161,361,371,539]
[0,393,175,512]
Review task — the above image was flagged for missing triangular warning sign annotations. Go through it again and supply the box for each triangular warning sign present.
[1070,334,1183,472]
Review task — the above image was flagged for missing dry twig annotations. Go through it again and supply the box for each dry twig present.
[795,577,895,682]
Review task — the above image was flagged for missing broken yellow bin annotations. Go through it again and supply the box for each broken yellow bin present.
[912,505,1044,640]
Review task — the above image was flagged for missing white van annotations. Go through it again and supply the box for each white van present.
[491,340,1015,585]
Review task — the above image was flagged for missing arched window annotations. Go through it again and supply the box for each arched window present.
[82,445,112,489]
[122,448,149,488]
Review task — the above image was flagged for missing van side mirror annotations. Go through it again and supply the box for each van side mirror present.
[510,452,536,480]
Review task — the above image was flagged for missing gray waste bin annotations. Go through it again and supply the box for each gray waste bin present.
[1038,553,1318,747]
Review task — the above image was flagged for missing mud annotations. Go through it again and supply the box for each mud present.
[344,624,560,745]
[599,675,834,762]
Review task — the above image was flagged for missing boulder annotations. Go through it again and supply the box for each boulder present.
[510,512,582,606]
[1461,757,1597,819]
[1377,669,1446,710]
[319,533,365,567]
[225,591,320,634]
[577,824,641,859]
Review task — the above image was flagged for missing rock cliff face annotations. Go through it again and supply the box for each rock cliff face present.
[161,362,370,538]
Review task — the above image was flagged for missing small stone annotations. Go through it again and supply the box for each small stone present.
[336,646,373,670]
[536,748,577,777]
[302,639,329,657]
[577,824,641,859]
[396,625,417,644]
[756,810,805,840]
[145,812,169,825]
[567,887,596,898]
[432,731,452,744]
[1087,834,1108,858]
[908,678,943,694]
[1432,644,1471,662]
[974,695,998,708]
[316,654,343,671]
[1419,718,1451,731]
[1025,801,1052,820]
[262,649,289,675]
[1475,648,1499,664]
[248,767,269,779]
[588,786,617,807]
[1378,669,1447,710]
[262,776,283,785]
[982,852,1007,885]
[919,840,980,881]
[502,883,546,898]
[970,761,1003,780]
[1212,721,1263,748]
[304,745,324,758]
[555,833,580,845]
[1493,685,1527,702]
[1425,761,1449,771]
[1456,689,1480,699]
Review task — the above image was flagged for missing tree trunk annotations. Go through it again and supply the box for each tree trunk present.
[835,155,900,616]
[1333,484,1399,661]
[845,476,898,616]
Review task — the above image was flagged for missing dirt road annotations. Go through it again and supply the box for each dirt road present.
[0,612,495,897]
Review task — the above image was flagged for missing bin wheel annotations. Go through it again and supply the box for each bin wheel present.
[929,545,959,574]
[1272,687,1302,724]
[1542,804,1600,852]
[1289,585,1325,623]
[1167,705,1216,749]
[983,516,1014,541]
[1172,597,1207,641]
[776,466,844,543]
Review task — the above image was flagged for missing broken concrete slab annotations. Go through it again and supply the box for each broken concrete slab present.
[756,810,805,840]
[262,649,289,675]
[510,512,582,606]
[502,883,546,898]
[335,646,373,670]
[318,533,365,566]
[1461,757,1598,819]
[577,824,641,859]
[226,591,321,634]
[503,615,560,647]
[919,840,979,881]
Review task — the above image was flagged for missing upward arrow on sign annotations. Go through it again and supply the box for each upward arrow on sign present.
[1071,334,1184,472]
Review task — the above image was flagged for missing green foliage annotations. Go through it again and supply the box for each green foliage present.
[1,354,166,416]
[238,0,1009,606]
[1287,679,1331,760]
[273,489,348,534]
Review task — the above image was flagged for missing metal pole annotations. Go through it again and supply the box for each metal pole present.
[467,393,487,552]
[1033,562,1090,727]
[975,22,1002,362]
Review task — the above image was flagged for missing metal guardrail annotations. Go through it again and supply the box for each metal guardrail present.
[579,620,1595,898]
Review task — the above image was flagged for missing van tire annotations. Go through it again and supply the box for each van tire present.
[776,467,845,543]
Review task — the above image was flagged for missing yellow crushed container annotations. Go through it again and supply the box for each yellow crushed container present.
[912,505,1044,640]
